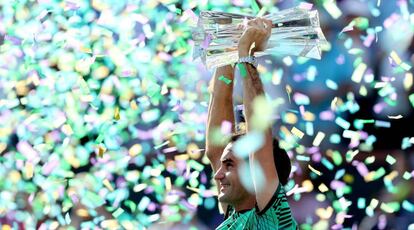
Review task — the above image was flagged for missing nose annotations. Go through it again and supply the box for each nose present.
[214,167,224,180]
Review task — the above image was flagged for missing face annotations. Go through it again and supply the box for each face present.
[214,142,253,206]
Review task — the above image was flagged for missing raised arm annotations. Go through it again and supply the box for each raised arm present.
[238,18,279,211]
[205,64,235,212]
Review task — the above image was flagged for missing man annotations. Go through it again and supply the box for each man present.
[205,18,298,229]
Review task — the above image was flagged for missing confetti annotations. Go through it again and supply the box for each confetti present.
[305,121,314,135]
[339,20,355,34]
[387,115,403,119]
[113,208,125,218]
[251,0,261,14]
[154,141,170,150]
[233,131,265,158]
[404,72,413,90]
[65,212,71,225]
[296,155,311,161]
[402,200,414,212]
[286,85,292,103]
[330,150,343,166]
[365,155,376,164]
[293,92,310,105]
[133,184,147,193]
[335,117,351,130]
[346,149,359,162]
[221,120,232,135]
[188,159,204,172]
[240,161,263,194]
[114,107,120,120]
[218,75,232,85]
[358,198,366,209]
[326,79,338,90]
[25,162,34,179]
[187,186,217,198]
[351,63,367,83]
[312,131,326,146]
[318,183,329,193]
[390,51,402,65]
[308,164,322,176]
[0,1,413,229]
[365,167,386,182]
[330,97,339,111]
[323,1,342,19]
[251,95,273,130]
[321,157,334,171]
[103,179,114,192]
[299,2,313,10]
[129,144,143,156]
[238,63,248,78]
[97,145,107,158]
[402,171,412,180]
[138,197,151,212]
[380,202,400,213]
[291,127,305,139]
[374,120,391,128]
[385,155,396,165]
[409,94,414,108]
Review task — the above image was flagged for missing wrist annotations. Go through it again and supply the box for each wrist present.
[238,50,249,58]
[238,44,250,57]
[237,56,257,68]
[216,65,235,79]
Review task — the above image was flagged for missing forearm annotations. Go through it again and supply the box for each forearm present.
[237,17,278,210]
[240,62,277,209]
[205,65,235,159]
[240,63,264,130]
[240,62,273,149]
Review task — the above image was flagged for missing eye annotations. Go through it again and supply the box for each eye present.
[225,163,233,169]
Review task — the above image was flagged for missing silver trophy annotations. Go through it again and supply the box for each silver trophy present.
[192,6,328,69]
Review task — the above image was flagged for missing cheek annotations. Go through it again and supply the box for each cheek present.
[227,171,240,185]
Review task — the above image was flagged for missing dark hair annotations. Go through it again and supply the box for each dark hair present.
[230,132,291,186]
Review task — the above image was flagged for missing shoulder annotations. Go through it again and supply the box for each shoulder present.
[217,208,255,230]
[255,183,284,215]
[254,184,297,229]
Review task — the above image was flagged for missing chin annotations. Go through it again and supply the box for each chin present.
[218,194,228,203]
[218,194,224,202]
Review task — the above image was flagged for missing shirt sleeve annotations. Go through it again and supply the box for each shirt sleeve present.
[254,183,298,229]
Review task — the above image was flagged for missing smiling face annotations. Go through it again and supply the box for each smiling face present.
[214,142,254,207]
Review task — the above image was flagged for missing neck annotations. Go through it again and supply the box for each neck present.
[233,196,256,212]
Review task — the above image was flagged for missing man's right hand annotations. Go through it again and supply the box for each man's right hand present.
[238,18,272,57]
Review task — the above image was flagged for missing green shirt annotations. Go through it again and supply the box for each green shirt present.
[216,184,298,230]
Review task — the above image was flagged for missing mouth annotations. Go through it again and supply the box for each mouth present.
[220,184,230,192]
